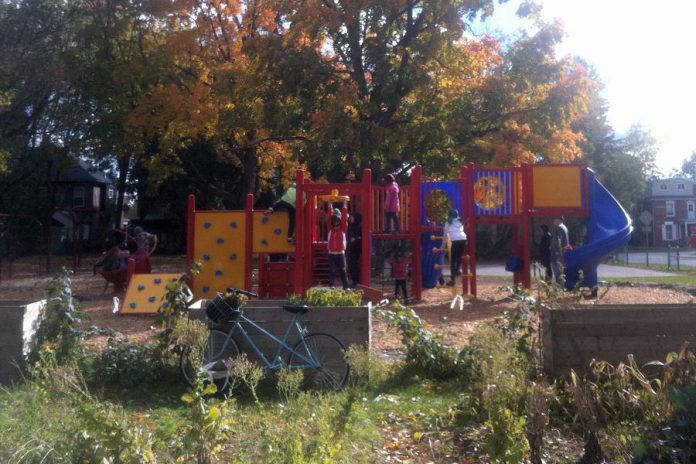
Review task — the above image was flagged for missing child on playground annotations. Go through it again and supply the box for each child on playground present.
[327,209,349,289]
[390,249,410,302]
[444,209,467,286]
[266,182,297,242]
[383,174,400,233]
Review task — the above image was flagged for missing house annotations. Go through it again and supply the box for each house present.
[51,161,116,252]
[649,178,696,246]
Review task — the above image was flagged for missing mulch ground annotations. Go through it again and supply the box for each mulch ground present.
[2,254,694,355]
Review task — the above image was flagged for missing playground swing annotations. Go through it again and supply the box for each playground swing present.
[94,229,157,292]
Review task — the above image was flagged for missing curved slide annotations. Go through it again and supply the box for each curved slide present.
[564,170,633,289]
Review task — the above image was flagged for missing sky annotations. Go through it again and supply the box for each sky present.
[477,0,696,175]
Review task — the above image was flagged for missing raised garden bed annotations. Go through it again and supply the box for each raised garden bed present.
[0,299,44,385]
[542,304,696,377]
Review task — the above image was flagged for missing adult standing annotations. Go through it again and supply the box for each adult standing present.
[538,224,552,282]
[444,209,468,286]
[550,216,570,285]
[346,212,362,288]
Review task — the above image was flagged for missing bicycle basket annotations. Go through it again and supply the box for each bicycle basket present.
[205,293,242,323]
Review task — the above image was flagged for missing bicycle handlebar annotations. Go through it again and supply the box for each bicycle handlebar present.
[226,286,258,298]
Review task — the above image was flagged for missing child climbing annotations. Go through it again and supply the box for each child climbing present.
[327,210,349,289]
[390,249,410,302]
[444,209,467,286]
[266,182,297,242]
[383,174,400,233]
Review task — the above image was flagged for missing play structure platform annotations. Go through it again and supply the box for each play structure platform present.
[180,163,632,304]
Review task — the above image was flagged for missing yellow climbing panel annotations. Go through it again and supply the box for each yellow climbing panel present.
[120,273,182,314]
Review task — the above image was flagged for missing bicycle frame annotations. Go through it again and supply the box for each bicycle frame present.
[208,311,318,371]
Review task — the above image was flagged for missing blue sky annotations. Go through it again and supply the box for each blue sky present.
[477,0,696,175]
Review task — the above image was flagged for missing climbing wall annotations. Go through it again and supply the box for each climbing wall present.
[192,212,246,298]
[120,274,182,314]
[252,211,295,253]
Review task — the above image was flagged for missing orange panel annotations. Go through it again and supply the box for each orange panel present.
[252,211,295,254]
[193,212,246,298]
[532,166,583,208]
[121,274,182,314]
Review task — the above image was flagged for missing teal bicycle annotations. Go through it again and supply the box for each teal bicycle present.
[180,287,350,392]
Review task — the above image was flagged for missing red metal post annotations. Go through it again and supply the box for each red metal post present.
[411,165,423,300]
[460,165,469,295]
[361,169,372,287]
[521,164,533,288]
[245,194,254,292]
[293,170,306,295]
[466,163,477,297]
[186,195,195,274]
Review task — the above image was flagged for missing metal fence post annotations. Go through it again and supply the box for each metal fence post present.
[677,246,680,271]
[667,246,671,270]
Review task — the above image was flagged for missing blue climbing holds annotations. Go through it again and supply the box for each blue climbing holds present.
[215,270,223,276]
[154,278,162,284]
[130,302,137,309]
[163,302,170,309]
[137,284,145,291]
[274,228,282,235]
[203,254,210,261]
[261,216,269,224]
[261,239,269,246]
[148,296,156,303]
[229,253,237,260]
[230,221,238,228]
[204,222,211,229]
[203,286,210,293]
[216,237,224,244]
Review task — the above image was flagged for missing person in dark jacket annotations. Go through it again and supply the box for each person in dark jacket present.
[346,212,362,288]
[538,224,552,282]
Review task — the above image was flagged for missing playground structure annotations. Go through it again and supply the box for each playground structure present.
[181,163,632,303]
[94,229,158,292]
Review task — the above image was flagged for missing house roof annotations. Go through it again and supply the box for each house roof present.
[58,161,111,184]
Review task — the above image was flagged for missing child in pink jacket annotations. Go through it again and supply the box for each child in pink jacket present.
[383,174,400,233]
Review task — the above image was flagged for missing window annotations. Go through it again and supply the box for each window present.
[663,222,676,241]
[689,202,695,213]
[678,183,685,190]
[92,187,100,209]
[107,188,114,200]
[660,184,668,190]
[666,201,675,217]
[73,186,85,208]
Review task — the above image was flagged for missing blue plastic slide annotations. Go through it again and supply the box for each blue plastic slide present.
[422,232,445,288]
[564,170,633,289]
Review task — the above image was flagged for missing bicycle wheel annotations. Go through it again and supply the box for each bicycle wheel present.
[180,329,240,392]
[288,333,349,392]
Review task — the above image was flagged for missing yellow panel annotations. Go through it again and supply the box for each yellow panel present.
[252,211,296,254]
[193,212,246,299]
[121,274,182,314]
[532,166,583,208]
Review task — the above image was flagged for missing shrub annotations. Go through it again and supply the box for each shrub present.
[377,302,465,380]
[345,345,389,389]
[90,337,172,388]
[28,268,85,365]
[288,287,363,307]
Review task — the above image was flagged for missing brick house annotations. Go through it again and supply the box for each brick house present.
[650,178,696,246]
[51,161,116,251]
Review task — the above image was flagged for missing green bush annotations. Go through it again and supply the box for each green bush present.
[377,302,466,380]
[288,287,363,307]
[90,337,173,388]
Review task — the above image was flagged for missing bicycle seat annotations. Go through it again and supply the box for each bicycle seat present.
[282,304,309,314]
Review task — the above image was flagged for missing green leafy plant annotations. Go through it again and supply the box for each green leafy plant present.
[276,367,304,402]
[290,287,363,307]
[377,302,465,380]
[90,337,171,388]
[229,353,265,404]
[28,268,84,365]
[345,345,389,389]
[482,404,530,464]
[181,380,232,464]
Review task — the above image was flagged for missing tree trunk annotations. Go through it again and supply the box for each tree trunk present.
[241,144,257,204]
[114,154,131,229]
